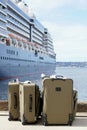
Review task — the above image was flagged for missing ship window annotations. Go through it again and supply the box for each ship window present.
[30,19,34,22]
[16,51,18,56]
[39,57,44,60]
[45,32,47,34]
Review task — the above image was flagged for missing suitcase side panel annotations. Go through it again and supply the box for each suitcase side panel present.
[35,86,40,117]
[19,83,24,121]
[43,78,73,124]
[73,90,77,119]
[8,83,19,120]
[24,85,36,122]
[20,84,36,123]
[20,83,40,124]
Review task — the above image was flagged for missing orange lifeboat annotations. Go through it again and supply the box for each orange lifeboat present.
[6,38,10,46]
[9,33,15,38]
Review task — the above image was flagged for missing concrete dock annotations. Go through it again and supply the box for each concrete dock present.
[0,101,87,129]
[0,111,87,130]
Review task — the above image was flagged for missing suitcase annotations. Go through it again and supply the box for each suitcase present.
[39,96,43,116]
[8,81,20,120]
[19,82,40,124]
[73,90,77,119]
[42,76,77,126]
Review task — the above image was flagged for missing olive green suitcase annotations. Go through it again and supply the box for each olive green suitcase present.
[42,76,77,126]
[8,81,20,120]
[19,82,40,125]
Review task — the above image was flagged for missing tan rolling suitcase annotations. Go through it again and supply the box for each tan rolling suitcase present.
[19,82,40,125]
[42,76,77,126]
[8,81,20,120]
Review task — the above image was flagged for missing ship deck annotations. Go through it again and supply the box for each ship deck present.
[0,111,87,130]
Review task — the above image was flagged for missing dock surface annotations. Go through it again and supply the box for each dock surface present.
[0,111,87,130]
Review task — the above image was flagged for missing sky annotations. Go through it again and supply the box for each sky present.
[25,0,87,62]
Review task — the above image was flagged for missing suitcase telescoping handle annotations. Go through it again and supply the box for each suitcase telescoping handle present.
[14,93,17,109]
[29,94,32,112]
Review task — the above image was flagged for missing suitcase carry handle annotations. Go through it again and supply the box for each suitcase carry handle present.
[56,75,64,78]
[51,75,66,80]
[14,93,17,109]
[29,94,32,112]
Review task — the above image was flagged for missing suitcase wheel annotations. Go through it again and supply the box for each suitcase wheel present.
[8,117,12,121]
[68,121,72,126]
[43,121,47,126]
[21,114,26,125]
[8,113,13,121]
[22,121,26,125]
[42,114,48,126]
[68,114,73,126]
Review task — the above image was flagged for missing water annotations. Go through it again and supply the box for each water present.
[0,65,87,101]
[0,65,56,100]
[55,66,87,101]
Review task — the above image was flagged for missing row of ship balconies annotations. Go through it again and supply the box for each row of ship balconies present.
[0,0,55,55]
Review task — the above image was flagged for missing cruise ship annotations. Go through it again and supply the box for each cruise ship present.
[0,0,56,80]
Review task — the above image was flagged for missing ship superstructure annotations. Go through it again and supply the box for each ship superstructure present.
[0,0,56,80]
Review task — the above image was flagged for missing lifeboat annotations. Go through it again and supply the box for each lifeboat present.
[18,40,22,47]
[27,42,31,50]
[9,33,15,38]
[6,38,10,46]
[12,38,17,46]
[8,33,16,46]
[22,39,27,49]
[34,43,38,48]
